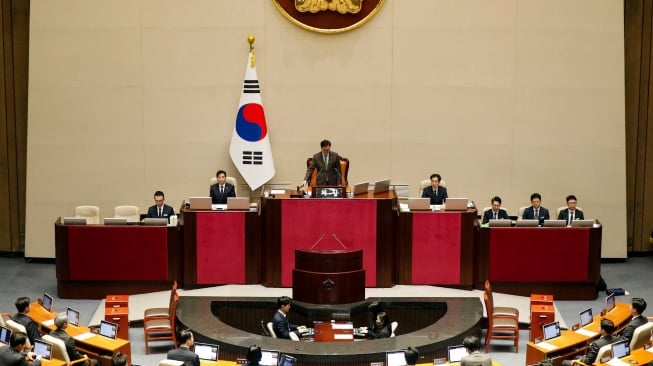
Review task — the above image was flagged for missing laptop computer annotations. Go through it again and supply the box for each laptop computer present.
[0,325,11,345]
[448,344,468,363]
[408,198,431,211]
[33,339,53,360]
[353,181,369,195]
[63,217,87,225]
[99,320,118,340]
[66,307,81,327]
[488,219,512,227]
[143,218,168,226]
[278,354,297,366]
[259,349,279,366]
[227,197,250,210]
[611,339,630,359]
[42,292,54,312]
[542,321,561,341]
[189,197,212,210]
[385,350,407,366]
[606,293,616,313]
[543,219,566,227]
[103,217,127,225]
[515,219,539,227]
[579,308,593,327]
[372,179,391,194]
[444,198,468,211]
[571,219,594,227]
[194,342,219,361]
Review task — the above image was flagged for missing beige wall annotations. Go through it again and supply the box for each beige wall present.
[26,0,627,258]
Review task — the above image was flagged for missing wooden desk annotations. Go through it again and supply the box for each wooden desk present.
[525,302,632,366]
[594,347,653,365]
[28,302,131,366]
[41,359,66,366]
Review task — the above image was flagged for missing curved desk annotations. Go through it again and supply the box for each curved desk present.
[176,296,483,366]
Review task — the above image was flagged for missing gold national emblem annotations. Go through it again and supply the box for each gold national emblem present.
[273,0,385,33]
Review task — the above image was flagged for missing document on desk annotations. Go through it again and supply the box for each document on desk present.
[535,342,557,351]
[606,359,630,366]
[331,323,354,330]
[333,334,354,340]
[41,319,55,327]
[575,328,598,337]
[74,332,95,341]
[270,189,285,195]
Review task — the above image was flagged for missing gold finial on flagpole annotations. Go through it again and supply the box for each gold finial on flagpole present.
[248,35,256,67]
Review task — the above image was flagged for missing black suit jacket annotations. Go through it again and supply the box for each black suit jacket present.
[582,334,618,364]
[272,311,297,339]
[557,208,584,223]
[367,324,391,339]
[522,206,550,223]
[210,183,236,204]
[14,312,41,344]
[619,314,648,343]
[482,208,510,224]
[304,151,342,186]
[0,346,40,366]
[167,346,200,366]
[421,186,448,205]
[50,329,85,361]
[146,204,175,219]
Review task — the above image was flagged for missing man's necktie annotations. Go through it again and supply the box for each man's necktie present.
[324,155,328,166]
[493,212,497,220]
[568,211,574,226]
[535,209,539,219]
[158,207,162,217]
[220,185,224,194]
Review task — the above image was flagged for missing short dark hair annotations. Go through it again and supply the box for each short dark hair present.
[530,193,542,201]
[320,140,331,148]
[10,332,28,348]
[15,297,30,313]
[463,335,481,352]
[491,196,502,205]
[179,329,194,345]
[154,190,165,198]
[112,352,128,366]
[368,301,382,316]
[377,311,389,327]
[246,345,262,364]
[216,170,227,178]
[632,297,647,315]
[277,296,292,309]
[566,195,577,202]
[430,173,441,182]
[599,318,615,334]
[404,347,419,365]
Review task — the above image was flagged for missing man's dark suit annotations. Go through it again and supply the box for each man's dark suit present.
[557,208,584,224]
[50,329,91,366]
[14,312,41,344]
[272,311,297,339]
[522,206,550,223]
[562,334,618,365]
[210,183,236,204]
[619,314,648,343]
[167,346,200,366]
[0,346,40,366]
[304,151,342,186]
[482,209,510,224]
[146,204,175,219]
[421,186,448,205]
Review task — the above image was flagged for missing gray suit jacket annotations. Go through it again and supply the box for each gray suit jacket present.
[167,346,199,366]
[619,314,648,343]
[304,151,342,186]
[461,351,492,366]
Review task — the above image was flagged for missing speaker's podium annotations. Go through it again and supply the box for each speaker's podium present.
[292,249,365,304]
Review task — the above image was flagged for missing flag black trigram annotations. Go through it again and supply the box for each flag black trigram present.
[242,151,263,165]
[243,80,260,94]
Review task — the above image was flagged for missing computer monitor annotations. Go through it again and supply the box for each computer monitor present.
[103,217,127,225]
[143,218,168,226]
[259,349,279,366]
[278,354,297,366]
[606,293,616,313]
[488,219,512,227]
[66,307,81,327]
[611,340,630,359]
[515,219,539,227]
[42,292,53,312]
[33,339,52,360]
[386,350,407,366]
[542,321,561,341]
[99,320,118,340]
[579,308,593,327]
[571,219,594,227]
[0,325,11,345]
[62,217,87,225]
[447,344,468,363]
[543,219,566,227]
[372,179,391,194]
[194,342,219,361]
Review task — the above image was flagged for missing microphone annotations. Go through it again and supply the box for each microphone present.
[309,233,327,251]
[334,162,344,186]
[331,233,348,250]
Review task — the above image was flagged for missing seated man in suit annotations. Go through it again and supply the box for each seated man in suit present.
[13,297,41,345]
[210,170,236,204]
[404,347,419,366]
[146,190,175,220]
[482,196,510,224]
[562,318,617,366]
[0,332,42,366]
[301,139,342,187]
[460,335,492,366]
[619,297,647,344]
[167,329,199,366]
[50,313,98,366]
[421,173,448,205]
[111,353,128,366]
[557,194,584,226]
[272,296,306,339]
[522,192,550,224]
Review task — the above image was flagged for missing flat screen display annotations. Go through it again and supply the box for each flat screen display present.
[611,340,630,359]
[542,321,560,341]
[33,339,52,360]
[606,293,616,312]
[579,308,593,327]
[448,345,468,362]
[66,308,80,327]
[259,349,279,366]
[99,320,118,340]
[0,325,11,345]
[42,293,53,312]
[386,350,407,366]
[194,342,218,361]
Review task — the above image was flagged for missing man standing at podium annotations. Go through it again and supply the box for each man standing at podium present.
[302,139,342,187]
[146,191,175,219]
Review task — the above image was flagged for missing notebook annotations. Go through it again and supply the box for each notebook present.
[353,182,369,195]
[66,307,81,327]
[33,339,52,360]
[444,198,468,211]
[542,321,561,341]
[515,219,539,227]
[408,198,431,211]
[0,325,11,345]
[372,179,391,194]
[227,197,250,210]
[259,349,279,366]
[99,320,118,340]
[194,342,219,361]
[611,340,630,359]
[189,197,212,210]
[448,344,468,363]
[488,219,512,227]
[278,354,297,366]
[103,217,127,225]
[543,219,566,227]
[42,292,54,312]
[606,293,616,313]
[386,350,407,366]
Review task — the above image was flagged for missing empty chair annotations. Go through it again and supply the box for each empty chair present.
[144,281,178,321]
[43,334,90,365]
[390,321,398,337]
[74,205,100,225]
[630,321,653,351]
[114,205,140,222]
[5,320,30,348]
[483,292,519,353]
[267,322,277,338]
[260,320,271,337]
[144,292,179,354]
[517,206,529,220]
[159,360,185,366]
[210,176,239,196]
[484,280,519,320]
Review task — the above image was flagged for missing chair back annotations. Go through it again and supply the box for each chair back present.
[260,320,271,337]
[630,321,653,350]
[390,321,398,337]
[484,280,495,310]
[289,332,300,341]
[74,205,100,224]
[267,321,277,338]
[5,320,30,349]
[0,314,6,327]
[595,343,613,362]
[517,206,529,220]
[306,156,349,187]
[114,205,140,222]
[168,281,178,314]
[42,334,71,363]
[159,360,185,366]
[483,293,493,325]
